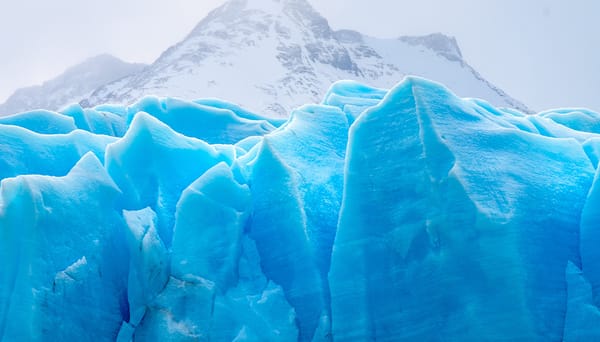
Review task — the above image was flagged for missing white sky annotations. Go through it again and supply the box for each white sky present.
[0,0,598,112]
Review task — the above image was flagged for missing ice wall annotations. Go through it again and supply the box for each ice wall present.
[1,78,600,341]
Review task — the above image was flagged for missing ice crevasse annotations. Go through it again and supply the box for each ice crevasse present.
[1,76,600,341]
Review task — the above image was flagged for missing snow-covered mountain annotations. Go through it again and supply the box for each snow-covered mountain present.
[0,54,146,116]
[83,0,529,116]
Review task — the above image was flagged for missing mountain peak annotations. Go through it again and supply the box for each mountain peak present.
[189,0,325,37]
[0,55,146,116]
[229,0,312,10]
[199,0,316,19]
[84,1,528,116]
[61,54,143,79]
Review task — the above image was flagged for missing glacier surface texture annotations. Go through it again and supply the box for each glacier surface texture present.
[1,77,600,341]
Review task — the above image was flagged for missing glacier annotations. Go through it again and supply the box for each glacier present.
[1,77,600,341]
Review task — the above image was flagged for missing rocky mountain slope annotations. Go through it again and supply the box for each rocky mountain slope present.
[83,0,528,116]
[0,54,146,116]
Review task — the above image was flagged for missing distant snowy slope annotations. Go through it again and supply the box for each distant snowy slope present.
[84,0,529,116]
[0,54,146,116]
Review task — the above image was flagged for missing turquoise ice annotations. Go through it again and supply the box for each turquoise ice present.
[1,77,600,341]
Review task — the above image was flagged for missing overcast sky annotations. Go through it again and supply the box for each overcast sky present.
[0,0,598,112]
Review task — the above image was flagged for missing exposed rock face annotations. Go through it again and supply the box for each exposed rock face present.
[84,0,528,116]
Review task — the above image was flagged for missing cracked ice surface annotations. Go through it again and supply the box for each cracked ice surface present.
[1,77,600,341]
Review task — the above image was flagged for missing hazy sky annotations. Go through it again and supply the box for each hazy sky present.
[0,0,598,112]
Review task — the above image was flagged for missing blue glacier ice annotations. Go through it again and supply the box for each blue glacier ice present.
[1,77,600,341]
